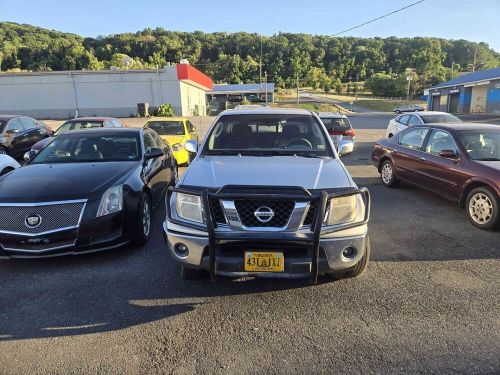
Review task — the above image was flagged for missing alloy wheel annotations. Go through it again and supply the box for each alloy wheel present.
[143,200,151,236]
[381,163,393,184]
[468,193,493,225]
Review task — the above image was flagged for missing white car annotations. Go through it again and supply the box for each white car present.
[386,111,462,138]
[0,154,20,176]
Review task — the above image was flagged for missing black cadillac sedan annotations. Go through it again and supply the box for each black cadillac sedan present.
[0,128,177,258]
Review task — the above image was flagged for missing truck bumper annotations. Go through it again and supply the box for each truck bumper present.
[163,221,368,278]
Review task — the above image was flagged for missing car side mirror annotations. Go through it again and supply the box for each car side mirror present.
[5,129,18,135]
[144,147,164,160]
[24,150,37,161]
[185,140,198,154]
[439,149,458,159]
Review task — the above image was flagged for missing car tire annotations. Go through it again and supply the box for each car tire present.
[395,110,401,114]
[380,160,399,188]
[0,146,8,155]
[0,167,14,176]
[466,187,499,230]
[329,235,371,279]
[131,193,152,245]
[181,266,208,279]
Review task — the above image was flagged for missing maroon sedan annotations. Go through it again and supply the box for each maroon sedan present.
[371,123,500,230]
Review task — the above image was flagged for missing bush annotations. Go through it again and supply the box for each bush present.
[154,103,176,117]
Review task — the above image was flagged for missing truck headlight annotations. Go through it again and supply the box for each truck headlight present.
[326,194,365,226]
[172,143,184,152]
[97,185,123,217]
[176,193,204,223]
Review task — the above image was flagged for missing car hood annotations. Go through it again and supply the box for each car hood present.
[160,135,185,146]
[181,156,353,189]
[32,137,54,151]
[0,162,138,202]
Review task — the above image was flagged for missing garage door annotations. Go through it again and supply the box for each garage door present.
[431,96,440,111]
[448,94,459,113]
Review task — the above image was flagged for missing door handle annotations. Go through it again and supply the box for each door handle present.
[420,157,426,162]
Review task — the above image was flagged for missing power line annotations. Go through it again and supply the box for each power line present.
[331,0,426,36]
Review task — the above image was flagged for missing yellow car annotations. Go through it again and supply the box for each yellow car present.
[144,117,200,166]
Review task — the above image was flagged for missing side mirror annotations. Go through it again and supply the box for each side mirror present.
[24,150,37,161]
[5,129,18,135]
[144,147,164,160]
[185,140,198,154]
[439,149,458,159]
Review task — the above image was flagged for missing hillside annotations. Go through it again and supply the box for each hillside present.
[1,21,499,94]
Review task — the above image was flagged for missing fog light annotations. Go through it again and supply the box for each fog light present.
[342,247,356,258]
[175,243,189,256]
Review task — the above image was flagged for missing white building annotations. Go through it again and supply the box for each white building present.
[0,63,213,119]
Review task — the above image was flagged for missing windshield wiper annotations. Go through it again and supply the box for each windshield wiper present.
[291,152,329,159]
[475,157,500,161]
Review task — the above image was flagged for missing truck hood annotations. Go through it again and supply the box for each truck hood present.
[181,156,353,189]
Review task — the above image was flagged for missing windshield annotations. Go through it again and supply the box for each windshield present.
[146,121,185,135]
[54,120,103,136]
[31,133,141,164]
[420,114,462,124]
[320,117,351,131]
[204,114,333,157]
[458,130,500,161]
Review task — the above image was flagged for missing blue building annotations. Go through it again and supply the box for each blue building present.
[427,67,500,114]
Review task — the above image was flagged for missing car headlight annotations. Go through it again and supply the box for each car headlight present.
[175,193,204,223]
[172,143,184,152]
[325,194,365,226]
[97,185,123,217]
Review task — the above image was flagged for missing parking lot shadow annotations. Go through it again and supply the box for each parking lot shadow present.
[0,215,316,341]
[1,183,498,342]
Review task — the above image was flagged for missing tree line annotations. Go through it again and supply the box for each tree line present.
[1,22,499,96]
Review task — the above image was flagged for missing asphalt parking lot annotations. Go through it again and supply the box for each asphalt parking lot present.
[0,114,499,374]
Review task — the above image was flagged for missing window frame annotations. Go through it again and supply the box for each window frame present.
[397,115,410,126]
[4,118,25,134]
[423,129,461,158]
[398,127,432,151]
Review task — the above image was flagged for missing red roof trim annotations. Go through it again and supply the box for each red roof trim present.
[176,64,213,90]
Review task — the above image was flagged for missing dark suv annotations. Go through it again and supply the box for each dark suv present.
[0,115,51,158]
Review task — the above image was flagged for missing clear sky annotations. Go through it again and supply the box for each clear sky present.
[1,0,499,50]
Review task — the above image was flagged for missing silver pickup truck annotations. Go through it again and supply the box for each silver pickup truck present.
[163,108,370,283]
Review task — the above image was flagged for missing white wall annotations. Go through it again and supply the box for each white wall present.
[0,68,207,119]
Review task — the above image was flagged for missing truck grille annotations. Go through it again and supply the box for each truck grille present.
[234,200,294,228]
[209,197,227,226]
[0,201,86,235]
[303,200,318,226]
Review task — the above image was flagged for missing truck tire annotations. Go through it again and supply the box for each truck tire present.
[329,235,371,279]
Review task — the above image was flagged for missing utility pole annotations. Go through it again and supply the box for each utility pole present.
[259,34,263,90]
[296,72,300,108]
[451,61,455,79]
[472,46,477,72]
[264,71,268,105]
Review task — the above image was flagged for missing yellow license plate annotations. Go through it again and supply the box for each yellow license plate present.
[244,251,284,272]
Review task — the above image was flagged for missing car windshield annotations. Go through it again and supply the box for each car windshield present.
[204,114,333,157]
[53,121,103,136]
[31,133,141,163]
[320,117,351,131]
[420,114,462,124]
[458,130,500,161]
[146,121,185,135]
